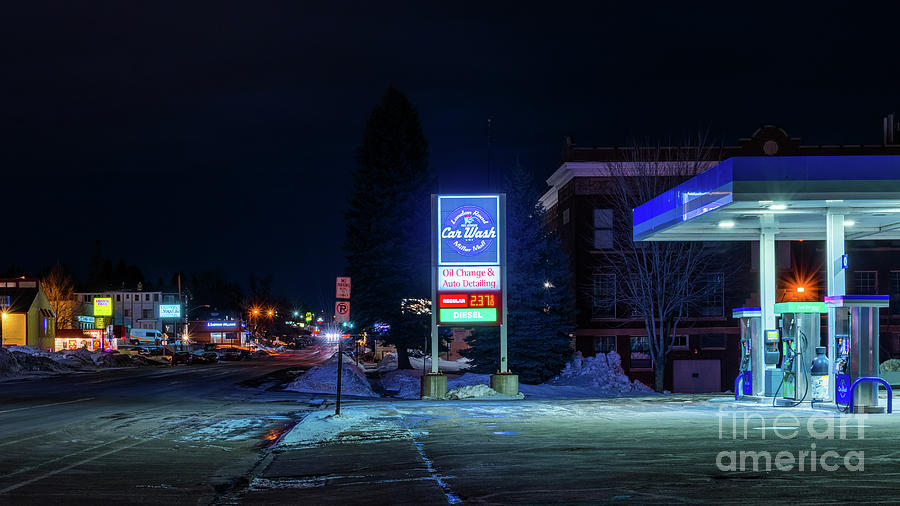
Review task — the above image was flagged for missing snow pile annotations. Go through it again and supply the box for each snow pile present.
[447,384,502,400]
[376,352,398,372]
[285,353,377,397]
[380,370,422,399]
[0,347,70,376]
[0,346,164,379]
[547,351,653,395]
[881,359,900,372]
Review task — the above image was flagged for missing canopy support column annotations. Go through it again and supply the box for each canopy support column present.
[826,210,847,402]
[758,215,777,396]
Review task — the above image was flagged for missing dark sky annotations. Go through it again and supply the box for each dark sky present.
[3,1,898,304]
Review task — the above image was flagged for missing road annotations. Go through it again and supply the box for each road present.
[0,345,334,504]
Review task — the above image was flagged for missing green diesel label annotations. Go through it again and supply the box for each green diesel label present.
[439,308,497,323]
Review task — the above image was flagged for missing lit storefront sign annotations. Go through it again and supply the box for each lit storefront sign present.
[206,321,237,328]
[93,298,113,316]
[77,315,95,324]
[159,304,182,318]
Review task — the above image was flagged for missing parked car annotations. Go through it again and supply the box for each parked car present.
[218,347,253,361]
[171,352,193,365]
[190,351,219,365]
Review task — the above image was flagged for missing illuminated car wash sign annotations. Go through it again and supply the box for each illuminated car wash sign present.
[93,298,113,317]
[159,305,181,318]
[433,194,504,327]
[437,195,500,265]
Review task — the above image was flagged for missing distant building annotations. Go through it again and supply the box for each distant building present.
[74,286,181,335]
[540,119,900,392]
[0,278,56,349]
[187,319,248,346]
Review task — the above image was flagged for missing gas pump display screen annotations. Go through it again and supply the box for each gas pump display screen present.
[438,292,501,325]
[765,329,780,342]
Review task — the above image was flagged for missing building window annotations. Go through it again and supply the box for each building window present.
[124,308,132,317]
[116,294,121,301]
[592,273,616,318]
[211,332,223,343]
[701,333,727,349]
[562,208,570,225]
[126,294,130,300]
[593,336,616,354]
[671,335,688,348]
[145,294,150,301]
[593,209,613,249]
[700,273,724,317]
[854,271,877,295]
[153,294,159,302]
[630,337,652,368]
[142,309,153,319]
[890,271,900,313]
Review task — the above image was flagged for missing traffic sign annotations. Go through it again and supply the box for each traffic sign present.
[336,277,351,299]
[334,300,350,323]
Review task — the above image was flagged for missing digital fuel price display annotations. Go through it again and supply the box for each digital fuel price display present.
[437,292,501,325]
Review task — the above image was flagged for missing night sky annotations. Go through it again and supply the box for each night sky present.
[3,1,898,304]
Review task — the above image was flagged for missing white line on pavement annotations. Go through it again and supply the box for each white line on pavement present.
[0,397,94,415]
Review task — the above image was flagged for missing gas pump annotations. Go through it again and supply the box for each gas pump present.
[825,295,890,413]
[763,329,781,396]
[732,307,761,398]
[772,302,826,406]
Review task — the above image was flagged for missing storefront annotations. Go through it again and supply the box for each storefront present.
[54,329,117,351]
[187,320,247,347]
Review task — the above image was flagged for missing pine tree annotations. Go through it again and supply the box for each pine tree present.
[462,164,575,384]
[344,88,432,369]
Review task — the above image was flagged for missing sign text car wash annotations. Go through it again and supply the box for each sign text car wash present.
[433,195,504,326]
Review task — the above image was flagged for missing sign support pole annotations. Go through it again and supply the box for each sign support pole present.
[430,195,440,375]
[499,194,508,374]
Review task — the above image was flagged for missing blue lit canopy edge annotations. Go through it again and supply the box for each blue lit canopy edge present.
[731,307,761,318]
[824,295,890,308]
[633,156,900,242]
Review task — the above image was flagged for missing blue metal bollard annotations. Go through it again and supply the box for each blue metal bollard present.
[847,376,893,414]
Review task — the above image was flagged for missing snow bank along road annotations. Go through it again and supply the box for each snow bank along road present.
[0,348,331,504]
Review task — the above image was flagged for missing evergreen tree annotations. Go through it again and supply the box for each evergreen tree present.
[344,88,432,369]
[462,164,575,384]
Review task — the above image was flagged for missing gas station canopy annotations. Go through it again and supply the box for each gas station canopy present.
[633,156,900,242]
